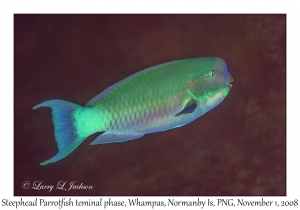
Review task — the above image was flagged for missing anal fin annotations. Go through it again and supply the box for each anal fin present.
[90,133,144,145]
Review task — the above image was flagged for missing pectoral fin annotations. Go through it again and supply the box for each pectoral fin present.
[175,99,197,117]
[90,132,144,145]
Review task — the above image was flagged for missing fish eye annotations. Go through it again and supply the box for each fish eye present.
[208,70,215,77]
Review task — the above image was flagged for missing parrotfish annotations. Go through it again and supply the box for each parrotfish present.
[33,57,233,165]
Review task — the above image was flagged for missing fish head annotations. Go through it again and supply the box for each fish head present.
[186,57,233,112]
[201,57,232,92]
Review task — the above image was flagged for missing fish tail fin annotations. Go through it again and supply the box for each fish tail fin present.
[33,99,87,166]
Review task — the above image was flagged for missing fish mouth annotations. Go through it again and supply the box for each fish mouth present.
[227,75,233,89]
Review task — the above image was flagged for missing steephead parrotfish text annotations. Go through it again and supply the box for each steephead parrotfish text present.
[33,57,233,165]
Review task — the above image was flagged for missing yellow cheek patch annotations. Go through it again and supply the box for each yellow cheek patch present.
[206,91,224,107]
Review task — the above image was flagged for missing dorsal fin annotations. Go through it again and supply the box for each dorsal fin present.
[85,60,179,106]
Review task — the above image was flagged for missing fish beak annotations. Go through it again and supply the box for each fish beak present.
[227,75,233,89]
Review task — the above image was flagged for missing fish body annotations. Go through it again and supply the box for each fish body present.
[33,57,233,165]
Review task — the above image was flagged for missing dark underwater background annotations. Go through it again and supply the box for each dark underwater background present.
[14,14,286,196]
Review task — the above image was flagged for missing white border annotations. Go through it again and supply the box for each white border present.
[1,0,298,210]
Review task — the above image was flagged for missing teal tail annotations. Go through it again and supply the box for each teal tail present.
[33,100,86,165]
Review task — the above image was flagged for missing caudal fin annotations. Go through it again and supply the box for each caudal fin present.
[33,100,86,165]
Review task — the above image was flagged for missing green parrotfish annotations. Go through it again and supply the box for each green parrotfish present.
[33,57,233,165]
